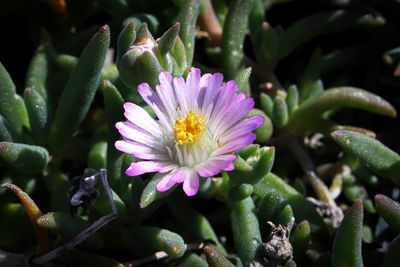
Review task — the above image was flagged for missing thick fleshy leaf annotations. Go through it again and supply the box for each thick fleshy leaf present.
[37,212,103,250]
[49,25,110,151]
[25,30,54,101]
[299,48,322,102]
[230,146,275,185]
[140,173,177,208]
[246,108,273,142]
[116,22,136,66]
[331,199,364,267]
[234,67,252,95]
[0,142,49,175]
[254,173,326,234]
[278,10,383,59]
[260,93,274,118]
[88,141,107,170]
[1,183,48,252]
[273,95,289,128]
[228,183,254,202]
[24,88,50,145]
[103,80,125,192]
[158,23,180,56]
[0,115,15,142]
[290,220,311,262]
[168,194,227,255]
[289,87,396,134]
[131,226,186,259]
[221,0,255,79]
[231,196,262,266]
[374,194,400,233]
[176,0,200,65]
[204,246,235,267]
[331,130,400,187]
[0,62,30,135]
[276,204,294,226]
[286,85,299,116]
[256,190,280,236]
[170,36,187,76]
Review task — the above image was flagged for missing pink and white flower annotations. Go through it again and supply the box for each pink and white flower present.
[115,68,263,196]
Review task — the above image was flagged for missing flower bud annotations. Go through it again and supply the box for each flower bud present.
[117,23,185,89]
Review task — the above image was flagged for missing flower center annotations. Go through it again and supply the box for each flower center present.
[174,110,204,145]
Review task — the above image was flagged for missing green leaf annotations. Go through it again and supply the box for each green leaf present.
[0,115,15,142]
[88,141,107,170]
[276,204,294,226]
[257,190,280,236]
[228,183,254,202]
[140,173,177,208]
[176,0,200,65]
[173,252,208,266]
[289,87,396,134]
[204,246,235,267]
[260,93,274,118]
[158,23,180,56]
[374,194,400,233]
[272,95,289,128]
[168,194,227,255]
[221,0,255,79]
[331,199,364,267]
[331,130,400,187]
[247,108,273,142]
[286,85,299,116]
[23,88,50,145]
[299,48,322,102]
[116,22,136,66]
[37,212,104,250]
[103,80,125,192]
[234,67,252,95]
[290,220,311,262]
[170,36,187,76]
[258,22,279,65]
[131,226,186,259]
[0,62,30,135]
[0,142,49,175]
[383,235,400,267]
[230,146,275,185]
[49,25,110,152]
[25,30,54,101]
[254,173,326,234]
[231,196,262,266]
[278,10,378,59]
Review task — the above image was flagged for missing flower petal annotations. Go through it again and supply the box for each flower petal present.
[212,133,257,156]
[186,68,201,111]
[156,171,177,192]
[214,97,255,137]
[183,171,199,196]
[116,122,161,148]
[173,77,188,114]
[115,140,168,160]
[220,116,264,143]
[123,102,162,136]
[138,83,172,128]
[126,161,176,176]
[196,154,237,177]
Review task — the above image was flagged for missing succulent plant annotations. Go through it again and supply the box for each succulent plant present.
[1,0,400,266]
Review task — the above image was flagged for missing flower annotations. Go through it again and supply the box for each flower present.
[115,68,264,196]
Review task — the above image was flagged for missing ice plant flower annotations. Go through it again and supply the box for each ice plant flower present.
[115,68,264,196]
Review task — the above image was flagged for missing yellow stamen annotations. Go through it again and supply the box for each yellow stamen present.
[174,110,204,145]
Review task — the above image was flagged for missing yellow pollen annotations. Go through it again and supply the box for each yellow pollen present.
[174,111,204,145]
